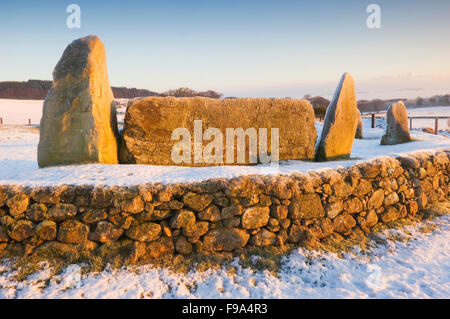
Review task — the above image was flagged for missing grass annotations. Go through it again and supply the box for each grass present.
[237,246,293,276]
[421,201,450,218]
[12,258,43,282]
[319,232,370,257]
[418,224,437,234]
[1,201,449,282]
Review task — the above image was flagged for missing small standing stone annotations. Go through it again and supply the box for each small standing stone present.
[355,109,363,139]
[381,101,411,145]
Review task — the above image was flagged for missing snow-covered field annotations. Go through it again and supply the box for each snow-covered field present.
[1,213,448,299]
[0,99,127,126]
[0,99,44,125]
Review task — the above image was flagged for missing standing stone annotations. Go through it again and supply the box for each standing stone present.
[38,35,119,168]
[355,109,363,139]
[381,101,411,145]
[315,73,359,161]
[119,97,317,166]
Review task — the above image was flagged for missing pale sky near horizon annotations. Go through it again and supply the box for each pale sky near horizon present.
[0,0,449,100]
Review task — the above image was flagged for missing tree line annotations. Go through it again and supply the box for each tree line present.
[1,80,448,115]
[0,80,223,100]
[357,95,450,113]
[303,94,450,116]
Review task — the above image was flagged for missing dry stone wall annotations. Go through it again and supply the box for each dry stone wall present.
[0,150,449,261]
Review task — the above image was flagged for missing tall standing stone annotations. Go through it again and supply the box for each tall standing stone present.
[315,73,359,161]
[38,35,119,168]
[380,101,411,145]
[355,109,363,139]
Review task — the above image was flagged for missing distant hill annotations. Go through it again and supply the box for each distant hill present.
[0,80,160,100]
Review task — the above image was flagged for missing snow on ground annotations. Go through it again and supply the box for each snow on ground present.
[0,213,448,299]
[0,99,43,125]
[0,99,127,127]
[0,122,449,187]
[0,100,449,186]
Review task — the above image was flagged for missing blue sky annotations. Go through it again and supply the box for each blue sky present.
[0,0,449,99]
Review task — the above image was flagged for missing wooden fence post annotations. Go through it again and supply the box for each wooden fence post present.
[371,113,375,128]
[435,117,438,135]
[410,117,412,129]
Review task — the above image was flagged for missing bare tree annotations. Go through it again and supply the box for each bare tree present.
[162,87,223,99]
[416,97,424,106]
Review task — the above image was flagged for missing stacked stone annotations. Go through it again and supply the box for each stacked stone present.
[0,150,449,261]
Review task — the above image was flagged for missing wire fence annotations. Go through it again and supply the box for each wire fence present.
[361,112,449,134]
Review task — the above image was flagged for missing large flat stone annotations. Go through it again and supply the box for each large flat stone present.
[119,97,317,166]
